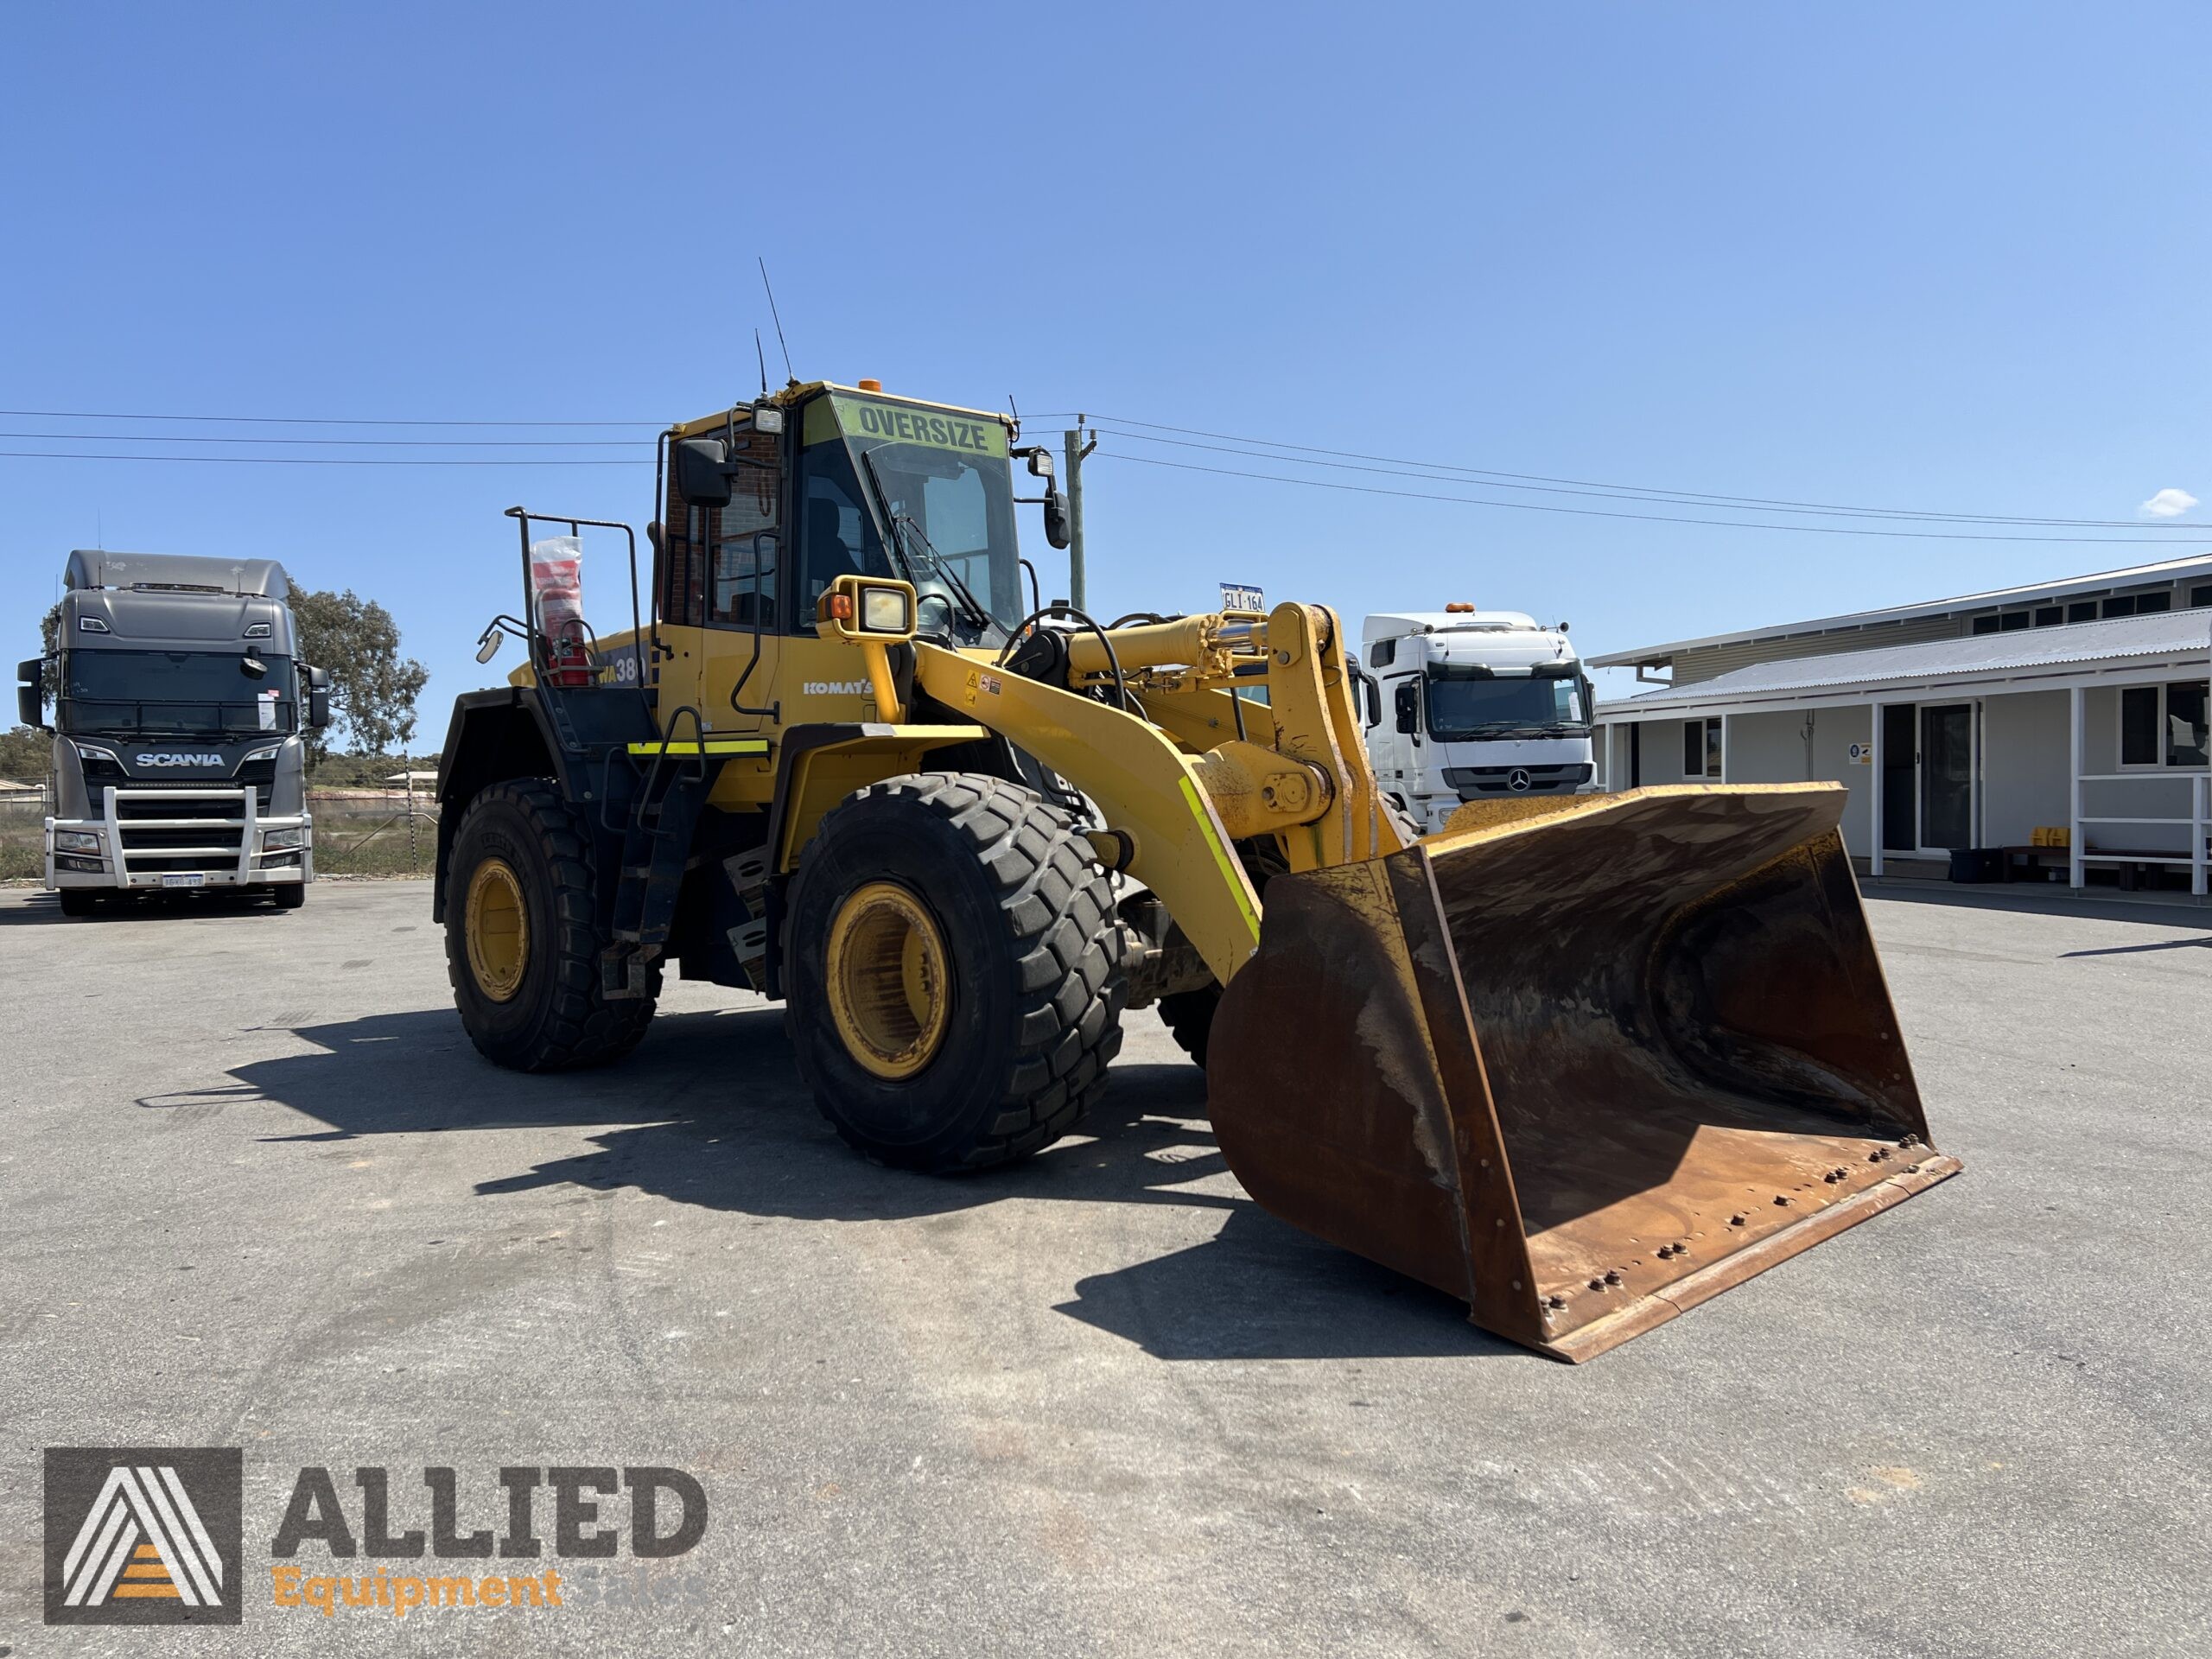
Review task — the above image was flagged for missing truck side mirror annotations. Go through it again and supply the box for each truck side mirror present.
[1393,680,1421,737]
[673,437,734,507]
[1040,488,1071,550]
[305,664,332,730]
[1363,677,1381,728]
[16,658,45,730]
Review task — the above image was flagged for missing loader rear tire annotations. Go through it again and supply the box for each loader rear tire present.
[785,772,1127,1172]
[446,778,656,1071]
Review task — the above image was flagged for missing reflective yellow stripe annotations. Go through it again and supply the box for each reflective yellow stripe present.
[1179,776,1262,943]
[626,740,770,756]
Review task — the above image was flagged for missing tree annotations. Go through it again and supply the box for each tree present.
[0,725,50,778]
[290,588,429,759]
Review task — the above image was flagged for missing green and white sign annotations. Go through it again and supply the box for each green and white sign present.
[804,394,1008,459]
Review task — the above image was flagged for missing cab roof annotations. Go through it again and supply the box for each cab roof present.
[671,381,1018,442]
[65,550,291,598]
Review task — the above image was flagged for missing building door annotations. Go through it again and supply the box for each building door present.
[1919,702,1974,850]
[1880,704,1916,852]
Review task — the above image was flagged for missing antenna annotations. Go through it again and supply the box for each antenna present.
[759,258,794,384]
[754,329,769,399]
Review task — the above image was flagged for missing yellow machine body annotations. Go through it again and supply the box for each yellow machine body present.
[491,384,1957,1360]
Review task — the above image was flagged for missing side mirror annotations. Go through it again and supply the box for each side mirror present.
[1363,677,1381,729]
[673,437,734,507]
[1041,488,1071,550]
[305,664,332,730]
[475,628,504,665]
[240,655,269,680]
[1393,680,1421,736]
[16,658,45,730]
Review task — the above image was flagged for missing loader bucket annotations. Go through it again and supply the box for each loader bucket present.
[1205,785,1960,1362]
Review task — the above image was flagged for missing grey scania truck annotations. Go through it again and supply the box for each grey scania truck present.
[16,550,330,915]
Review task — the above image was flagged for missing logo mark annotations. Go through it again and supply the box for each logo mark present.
[134,752,226,768]
[1507,768,1532,792]
[46,1448,243,1625]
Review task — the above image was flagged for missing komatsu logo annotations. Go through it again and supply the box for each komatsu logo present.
[802,680,871,696]
[135,752,226,768]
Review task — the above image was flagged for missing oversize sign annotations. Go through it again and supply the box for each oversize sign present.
[805,394,1009,459]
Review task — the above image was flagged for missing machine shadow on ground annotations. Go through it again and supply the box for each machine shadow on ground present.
[162,1004,1497,1363]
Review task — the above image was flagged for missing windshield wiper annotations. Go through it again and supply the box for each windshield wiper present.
[857,449,994,633]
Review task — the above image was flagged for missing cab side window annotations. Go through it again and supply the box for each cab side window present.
[709,426,782,631]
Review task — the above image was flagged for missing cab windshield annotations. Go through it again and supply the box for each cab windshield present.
[62,649,296,735]
[1425,666,1589,741]
[795,394,1024,643]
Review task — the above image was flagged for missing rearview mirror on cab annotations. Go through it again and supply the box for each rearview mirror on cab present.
[1394,680,1421,737]
[672,437,734,507]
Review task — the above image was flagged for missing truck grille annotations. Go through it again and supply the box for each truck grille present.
[1442,764,1592,798]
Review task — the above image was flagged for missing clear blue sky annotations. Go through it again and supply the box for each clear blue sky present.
[4,3,2206,733]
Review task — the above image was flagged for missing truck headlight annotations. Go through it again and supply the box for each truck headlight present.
[54,830,101,854]
[261,827,305,850]
[860,586,912,633]
[242,744,281,766]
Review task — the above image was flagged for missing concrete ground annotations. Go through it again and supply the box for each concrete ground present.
[2,879,2207,1656]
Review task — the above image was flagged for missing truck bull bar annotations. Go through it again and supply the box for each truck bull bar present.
[47,784,313,889]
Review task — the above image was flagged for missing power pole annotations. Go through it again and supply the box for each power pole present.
[1064,418,1097,613]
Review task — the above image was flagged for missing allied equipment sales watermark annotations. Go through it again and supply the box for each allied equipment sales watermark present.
[46,1452,706,1626]
[44,1448,244,1626]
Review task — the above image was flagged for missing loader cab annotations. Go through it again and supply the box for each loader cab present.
[658,385,1025,658]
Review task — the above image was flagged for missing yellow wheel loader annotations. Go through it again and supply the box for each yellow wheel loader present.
[434,379,1959,1361]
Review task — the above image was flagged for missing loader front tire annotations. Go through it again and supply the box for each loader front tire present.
[786,772,1127,1172]
[1157,986,1219,1068]
[445,779,656,1071]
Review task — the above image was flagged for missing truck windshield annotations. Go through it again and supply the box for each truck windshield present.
[62,651,296,735]
[1425,669,1588,741]
[797,393,1023,640]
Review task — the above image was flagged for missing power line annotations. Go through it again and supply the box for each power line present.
[1103,451,2208,546]
[1085,411,2196,532]
[0,429,652,449]
[0,450,643,467]
[0,408,662,428]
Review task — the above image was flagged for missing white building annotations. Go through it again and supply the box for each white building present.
[1591,556,2212,896]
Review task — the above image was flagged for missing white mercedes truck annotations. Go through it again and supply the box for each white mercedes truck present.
[18,550,329,915]
[1358,605,1594,834]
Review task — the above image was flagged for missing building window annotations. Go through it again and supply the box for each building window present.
[1999,611,2031,632]
[2103,595,2137,618]
[2068,601,2097,622]
[1971,615,1999,636]
[2120,682,2210,769]
[2034,606,2063,627]
[1682,717,1721,779]
[2191,583,2211,609]
[2137,590,2171,614]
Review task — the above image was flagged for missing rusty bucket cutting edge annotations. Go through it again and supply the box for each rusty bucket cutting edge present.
[1205,784,1962,1363]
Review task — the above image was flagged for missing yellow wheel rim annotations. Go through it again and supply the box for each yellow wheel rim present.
[826,881,951,1079]
[465,856,529,1002]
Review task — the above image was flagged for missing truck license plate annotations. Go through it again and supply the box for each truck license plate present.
[161,874,207,888]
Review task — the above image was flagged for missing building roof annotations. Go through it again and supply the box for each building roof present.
[1586,552,2212,668]
[1599,607,2212,717]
